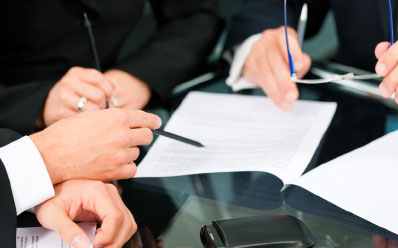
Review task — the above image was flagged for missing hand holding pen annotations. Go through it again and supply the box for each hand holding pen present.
[39,14,115,127]
[83,13,204,148]
[242,26,311,110]
[42,66,115,126]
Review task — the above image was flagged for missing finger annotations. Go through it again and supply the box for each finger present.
[72,81,107,108]
[242,45,284,107]
[297,53,312,79]
[61,90,100,112]
[108,95,120,109]
[127,147,140,162]
[379,66,398,98]
[104,152,138,180]
[93,184,135,247]
[128,128,153,147]
[58,88,84,113]
[109,148,139,167]
[278,27,305,72]
[57,108,78,120]
[86,183,124,246]
[375,42,391,60]
[376,42,398,76]
[114,163,137,179]
[41,206,91,248]
[102,184,137,248]
[81,101,101,112]
[79,69,114,99]
[266,44,299,105]
[125,110,162,129]
[256,64,285,108]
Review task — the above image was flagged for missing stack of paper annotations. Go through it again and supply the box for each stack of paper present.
[136,92,337,184]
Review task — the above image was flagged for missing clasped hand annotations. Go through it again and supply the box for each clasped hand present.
[43,67,152,126]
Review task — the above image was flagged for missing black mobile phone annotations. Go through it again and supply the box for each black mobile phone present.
[200,215,315,248]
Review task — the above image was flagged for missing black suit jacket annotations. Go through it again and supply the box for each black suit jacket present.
[226,0,394,72]
[0,0,223,135]
[0,129,20,247]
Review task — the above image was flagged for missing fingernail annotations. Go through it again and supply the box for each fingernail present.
[395,94,398,104]
[110,96,119,108]
[285,91,297,102]
[379,84,390,97]
[376,63,386,75]
[72,235,90,248]
[156,117,162,128]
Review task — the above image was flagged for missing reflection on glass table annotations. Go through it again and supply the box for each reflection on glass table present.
[122,180,398,248]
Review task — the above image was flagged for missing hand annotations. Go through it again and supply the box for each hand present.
[372,234,398,248]
[43,67,115,126]
[375,42,398,103]
[104,70,151,110]
[30,108,161,185]
[243,26,311,110]
[35,180,137,248]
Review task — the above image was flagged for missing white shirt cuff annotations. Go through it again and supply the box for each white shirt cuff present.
[0,136,54,215]
[226,33,263,91]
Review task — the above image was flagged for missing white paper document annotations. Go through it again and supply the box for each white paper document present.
[289,131,398,235]
[16,222,96,248]
[136,92,336,183]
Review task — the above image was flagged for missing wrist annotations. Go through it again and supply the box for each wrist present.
[30,131,63,185]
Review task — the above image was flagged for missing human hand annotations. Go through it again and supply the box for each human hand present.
[372,234,398,248]
[243,26,311,110]
[35,180,136,248]
[30,108,161,185]
[43,67,115,126]
[375,42,398,103]
[105,70,151,110]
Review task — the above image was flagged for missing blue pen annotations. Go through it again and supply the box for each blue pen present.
[388,0,394,46]
[284,0,296,79]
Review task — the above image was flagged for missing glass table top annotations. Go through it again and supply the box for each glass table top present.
[121,74,398,248]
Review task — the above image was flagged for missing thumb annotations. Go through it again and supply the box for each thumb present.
[45,209,91,248]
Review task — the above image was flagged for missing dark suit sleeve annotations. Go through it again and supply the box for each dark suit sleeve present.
[0,81,54,135]
[225,0,330,50]
[111,0,224,100]
[0,128,20,247]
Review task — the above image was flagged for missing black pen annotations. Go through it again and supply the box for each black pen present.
[152,129,205,148]
[83,13,204,148]
[83,13,102,71]
[84,12,114,107]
